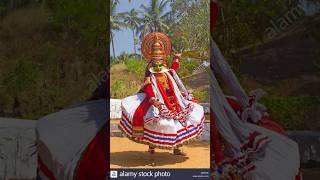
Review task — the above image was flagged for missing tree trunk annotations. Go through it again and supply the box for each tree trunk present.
[132,29,136,54]
[157,21,161,32]
[154,21,158,32]
[110,32,116,61]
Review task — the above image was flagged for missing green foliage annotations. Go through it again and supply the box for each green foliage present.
[0,4,106,119]
[214,0,299,54]
[169,0,209,52]
[261,96,320,130]
[137,0,170,38]
[123,9,140,54]
[175,58,201,77]
[117,52,130,63]
[125,58,146,77]
[47,0,107,43]
[111,79,125,95]
[110,62,142,99]
[0,5,8,16]
[192,90,209,102]
[0,0,33,16]
[2,60,40,96]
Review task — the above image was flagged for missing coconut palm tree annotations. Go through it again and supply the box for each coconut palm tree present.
[123,9,141,54]
[110,0,125,60]
[136,0,171,39]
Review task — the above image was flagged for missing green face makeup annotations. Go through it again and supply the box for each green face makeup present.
[153,61,164,72]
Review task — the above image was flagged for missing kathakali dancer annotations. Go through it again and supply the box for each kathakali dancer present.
[120,32,204,155]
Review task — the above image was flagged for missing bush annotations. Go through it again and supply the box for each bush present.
[169,57,201,77]
[46,0,107,43]
[110,80,125,97]
[125,58,146,77]
[2,60,41,96]
[192,90,209,102]
[261,96,320,130]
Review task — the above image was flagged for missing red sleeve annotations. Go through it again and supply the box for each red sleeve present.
[170,57,180,71]
[144,82,155,99]
[226,97,241,111]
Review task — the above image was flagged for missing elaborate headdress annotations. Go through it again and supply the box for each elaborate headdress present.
[141,32,171,63]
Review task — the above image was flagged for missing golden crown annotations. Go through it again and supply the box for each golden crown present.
[141,32,171,62]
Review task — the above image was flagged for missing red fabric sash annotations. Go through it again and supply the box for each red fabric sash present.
[155,79,173,110]
[166,74,181,112]
[75,124,107,180]
[132,97,150,137]
[210,111,224,166]
[155,75,181,112]
[38,156,57,180]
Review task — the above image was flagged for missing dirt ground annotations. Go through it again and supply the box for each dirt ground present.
[110,137,210,169]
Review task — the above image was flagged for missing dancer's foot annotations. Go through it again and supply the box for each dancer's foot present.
[173,148,186,156]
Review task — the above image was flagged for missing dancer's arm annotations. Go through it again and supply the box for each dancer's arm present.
[170,53,181,71]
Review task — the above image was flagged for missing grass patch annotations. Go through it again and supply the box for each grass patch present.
[110,63,143,99]
[261,96,320,130]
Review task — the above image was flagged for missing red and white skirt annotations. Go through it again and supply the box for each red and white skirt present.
[120,93,205,149]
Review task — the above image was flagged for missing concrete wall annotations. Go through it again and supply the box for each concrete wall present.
[0,118,37,179]
[289,131,320,165]
[110,99,122,119]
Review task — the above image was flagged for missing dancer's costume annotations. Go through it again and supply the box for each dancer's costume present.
[120,32,205,149]
[210,1,302,179]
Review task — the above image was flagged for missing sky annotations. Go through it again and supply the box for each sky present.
[111,1,170,57]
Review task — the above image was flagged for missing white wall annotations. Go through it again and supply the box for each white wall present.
[110,99,122,119]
